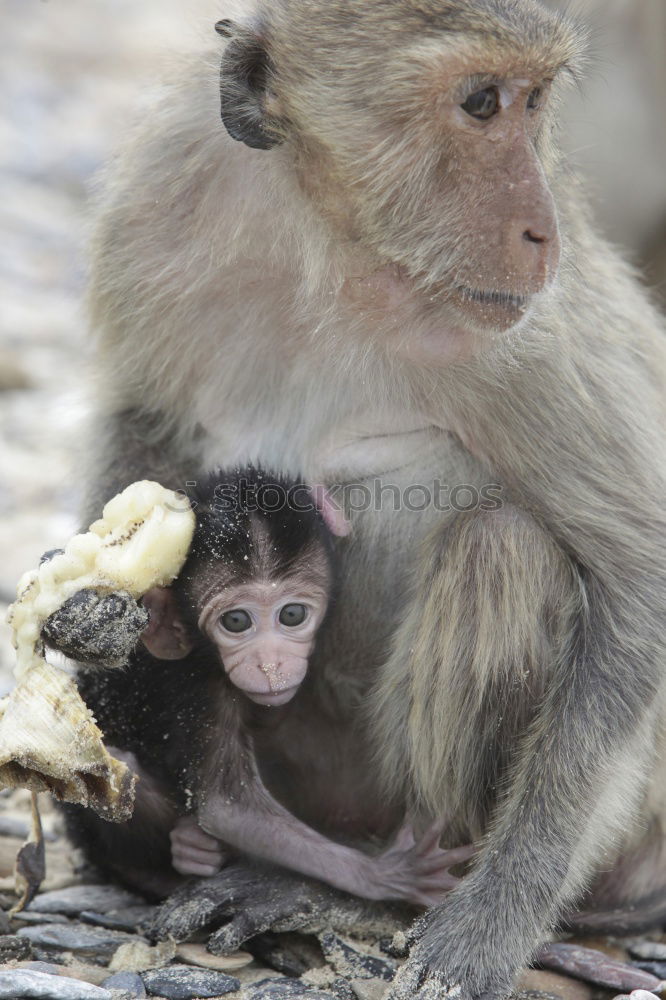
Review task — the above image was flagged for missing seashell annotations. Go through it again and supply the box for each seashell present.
[0,481,195,822]
[0,665,136,821]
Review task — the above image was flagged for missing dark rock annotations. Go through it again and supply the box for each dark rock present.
[0,968,113,999]
[100,972,146,997]
[629,940,666,962]
[319,935,396,983]
[329,979,357,1000]
[27,887,144,918]
[243,979,334,999]
[140,965,240,999]
[248,933,324,977]
[378,934,408,960]
[0,911,10,935]
[536,942,663,993]
[80,908,155,934]
[632,961,666,979]
[0,932,33,960]
[17,922,139,961]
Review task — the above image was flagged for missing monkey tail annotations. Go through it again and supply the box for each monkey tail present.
[566,892,666,936]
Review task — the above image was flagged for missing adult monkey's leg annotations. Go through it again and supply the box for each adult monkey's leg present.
[375,505,660,1000]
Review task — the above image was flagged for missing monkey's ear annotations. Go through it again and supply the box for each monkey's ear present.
[215,20,282,151]
[140,587,194,661]
[310,484,352,538]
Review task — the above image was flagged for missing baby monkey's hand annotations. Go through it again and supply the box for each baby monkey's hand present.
[170,815,230,878]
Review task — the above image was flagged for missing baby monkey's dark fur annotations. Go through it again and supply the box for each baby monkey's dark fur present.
[62,469,334,890]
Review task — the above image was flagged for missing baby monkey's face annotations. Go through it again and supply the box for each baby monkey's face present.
[198,574,330,706]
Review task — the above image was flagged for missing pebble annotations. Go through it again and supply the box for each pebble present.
[140,965,240,999]
[0,968,113,999]
[629,941,666,962]
[17,922,140,961]
[24,962,62,975]
[247,934,321,977]
[517,969,593,1000]
[537,942,663,993]
[80,909,154,934]
[612,992,661,1000]
[0,815,29,839]
[0,817,57,842]
[107,939,175,974]
[27,888,145,918]
[100,972,146,998]
[0,931,33,960]
[174,942,253,972]
[319,934,396,983]
[243,979,335,999]
[14,912,71,926]
[329,980,356,1000]
[632,961,666,980]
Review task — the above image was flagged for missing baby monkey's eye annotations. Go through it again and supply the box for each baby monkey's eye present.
[461,86,500,120]
[527,86,543,110]
[221,609,252,633]
[279,604,308,627]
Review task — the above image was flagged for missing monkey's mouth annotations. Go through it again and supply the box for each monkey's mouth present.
[244,686,301,707]
[451,285,532,331]
[456,286,529,311]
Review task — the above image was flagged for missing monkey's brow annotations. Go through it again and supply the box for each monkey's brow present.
[465,73,504,91]
[463,70,556,92]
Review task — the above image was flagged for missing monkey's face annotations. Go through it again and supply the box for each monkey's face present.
[198,578,329,706]
[296,59,565,342]
[224,0,581,355]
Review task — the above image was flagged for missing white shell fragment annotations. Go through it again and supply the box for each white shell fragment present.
[0,481,196,822]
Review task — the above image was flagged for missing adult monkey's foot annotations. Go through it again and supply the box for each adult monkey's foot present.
[147,862,412,953]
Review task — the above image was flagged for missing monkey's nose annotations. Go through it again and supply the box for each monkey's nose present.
[509,216,560,288]
[257,660,283,688]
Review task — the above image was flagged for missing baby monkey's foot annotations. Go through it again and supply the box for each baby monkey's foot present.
[368,821,477,907]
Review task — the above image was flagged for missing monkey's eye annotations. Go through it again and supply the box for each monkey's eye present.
[461,86,500,121]
[279,604,308,627]
[220,609,252,633]
[527,87,543,110]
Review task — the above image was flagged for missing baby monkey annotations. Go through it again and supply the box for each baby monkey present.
[138,469,474,906]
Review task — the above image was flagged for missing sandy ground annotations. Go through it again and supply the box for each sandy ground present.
[0,0,215,688]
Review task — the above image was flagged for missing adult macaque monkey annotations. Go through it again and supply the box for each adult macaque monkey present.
[43,0,666,998]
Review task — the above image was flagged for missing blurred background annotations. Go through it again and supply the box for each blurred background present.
[0,0,665,686]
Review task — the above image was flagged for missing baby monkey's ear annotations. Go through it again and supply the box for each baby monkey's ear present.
[310,484,352,538]
[140,587,195,660]
[215,19,284,150]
